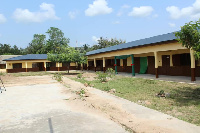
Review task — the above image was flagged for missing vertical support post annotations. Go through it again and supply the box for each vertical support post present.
[57,63,60,71]
[44,62,46,71]
[131,55,135,76]
[6,63,8,73]
[120,59,123,71]
[154,51,159,78]
[114,57,117,74]
[87,60,89,70]
[190,49,196,81]
[25,62,28,72]
[170,54,173,67]
[94,58,96,72]
[103,57,106,73]
[81,63,83,71]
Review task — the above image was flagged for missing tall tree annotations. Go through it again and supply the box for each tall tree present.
[26,34,46,54]
[46,27,70,53]
[47,46,86,73]
[175,19,200,59]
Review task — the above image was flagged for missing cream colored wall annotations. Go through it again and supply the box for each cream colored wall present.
[56,63,62,67]
[70,63,76,66]
[127,57,132,66]
[120,59,123,66]
[27,62,32,68]
[6,63,13,69]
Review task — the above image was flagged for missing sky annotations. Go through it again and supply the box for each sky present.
[0,0,200,48]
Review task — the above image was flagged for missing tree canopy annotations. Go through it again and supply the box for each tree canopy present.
[0,43,23,55]
[90,37,126,51]
[46,27,70,53]
[25,34,46,54]
[175,19,200,59]
[47,46,86,73]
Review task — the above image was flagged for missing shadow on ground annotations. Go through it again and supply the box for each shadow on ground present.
[170,87,200,106]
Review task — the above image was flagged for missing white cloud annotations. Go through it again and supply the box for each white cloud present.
[85,0,113,16]
[128,6,154,17]
[0,14,6,23]
[68,11,79,19]
[153,14,158,18]
[112,21,120,24]
[117,4,130,16]
[92,36,100,43]
[166,0,200,20]
[13,3,59,23]
[168,23,176,27]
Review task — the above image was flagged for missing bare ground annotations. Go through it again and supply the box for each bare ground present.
[1,73,199,133]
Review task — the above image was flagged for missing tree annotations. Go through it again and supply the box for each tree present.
[46,27,70,53]
[47,46,86,73]
[26,34,46,54]
[0,43,23,55]
[175,19,200,59]
[91,37,126,50]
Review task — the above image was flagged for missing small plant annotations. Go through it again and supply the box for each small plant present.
[80,88,85,95]
[76,88,86,97]
[52,73,63,82]
[77,73,83,79]
[106,68,115,78]
[0,72,4,76]
[96,72,108,82]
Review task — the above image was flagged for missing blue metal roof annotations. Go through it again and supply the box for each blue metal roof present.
[4,54,47,61]
[86,32,177,56]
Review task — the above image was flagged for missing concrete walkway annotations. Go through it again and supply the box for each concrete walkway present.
[0,83,127,133]
[83,70,200,84]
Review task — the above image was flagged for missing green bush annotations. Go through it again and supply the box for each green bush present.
[77,73,83,79]
[96,72,108,82]
[106,68,115,78]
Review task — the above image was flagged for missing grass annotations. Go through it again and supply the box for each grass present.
[72,75,200,126]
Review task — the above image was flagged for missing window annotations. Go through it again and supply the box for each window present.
[180,54,191,66]
[13,63,22,69]
[32,63,38,68]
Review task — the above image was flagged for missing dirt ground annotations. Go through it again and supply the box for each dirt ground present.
[1,72,199,133]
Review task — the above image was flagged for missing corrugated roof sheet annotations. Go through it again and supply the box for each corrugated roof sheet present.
[86,32,177,56]
[0,55,22,64]
[3,54,47,61]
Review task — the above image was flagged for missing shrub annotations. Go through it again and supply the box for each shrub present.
[77,73,83,79]
[106,68,115,78]
[96,72,108,82]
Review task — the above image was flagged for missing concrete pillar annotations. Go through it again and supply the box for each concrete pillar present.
[170,54,173,67]
[190,49,196,81]
[87,60,89,70]
[25,62,28,72]
[6,63,8,73]
[81,63,83,71]
[103,57,106,73]
[57,63,60,71]
[44,62,46,71]
[154,52,158,78]
[94,58,96,72]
